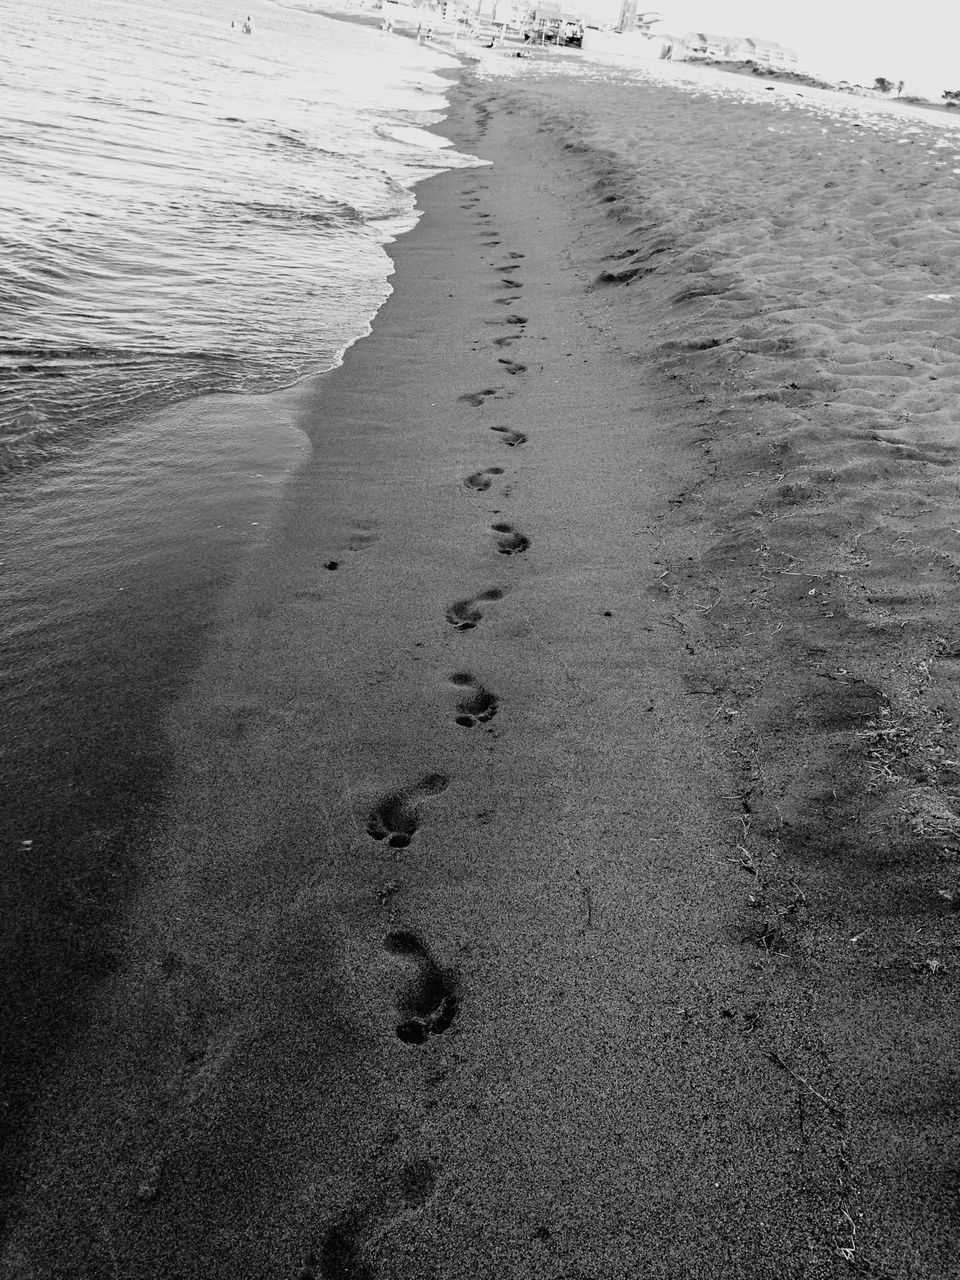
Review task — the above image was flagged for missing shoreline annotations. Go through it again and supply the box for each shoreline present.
[4,58,958,1278]
[0,23,470,1214]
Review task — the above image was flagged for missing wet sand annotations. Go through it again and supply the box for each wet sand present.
[3,62,958,1280]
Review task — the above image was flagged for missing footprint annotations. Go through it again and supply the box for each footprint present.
[491,523,529,556]
[459,388,500,407]
[348,523,379,551]
[400,1159,436,1207]
[498,264,522,273]
[506,252,525,259]
[485,313,526,329]
[446,588,504,631]
[449,672,499,727]
[493,297,520,306]
[464,466,504,493]
[366,773,449,849]
[499,278,523,289]
[301,1218,372,1280]
[384,931,458,1045]
[498,359,526,375]
[491,426,527,448]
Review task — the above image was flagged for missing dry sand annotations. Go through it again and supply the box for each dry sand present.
[3,53,959,1280]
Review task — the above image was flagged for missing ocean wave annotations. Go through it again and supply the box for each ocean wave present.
[227,198,366,227]
[0,0,475,487]
[0,347,249,479]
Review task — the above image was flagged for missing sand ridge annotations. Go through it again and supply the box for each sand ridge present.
[473,63,960,1272]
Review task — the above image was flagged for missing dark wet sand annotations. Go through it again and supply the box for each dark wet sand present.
[3,68,958,1280]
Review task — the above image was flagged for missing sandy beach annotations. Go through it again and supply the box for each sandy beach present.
[3,48,959,1280]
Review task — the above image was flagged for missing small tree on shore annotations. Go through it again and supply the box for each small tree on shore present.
[874,76,893,92]
[896,79,904,97]
[944,89,960,106]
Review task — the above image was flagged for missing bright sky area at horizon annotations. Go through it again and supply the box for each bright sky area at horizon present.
[654,1,960,100]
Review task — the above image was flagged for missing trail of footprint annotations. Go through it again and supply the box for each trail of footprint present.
[366,773,449,849]
[459,388,500,407]
[498,359,526,375]
[464,466,504,492]
[492,523,530,556]
[491,426,527,448]
[449,672,499,727]
[446,588,504,631]
[384,931,458,1045]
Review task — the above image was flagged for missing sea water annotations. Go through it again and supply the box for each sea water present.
[0,0,473,472]
[0,0,474,1134]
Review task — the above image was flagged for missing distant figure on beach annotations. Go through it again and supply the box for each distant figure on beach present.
[242,15,253,33]
[380,11,395,32]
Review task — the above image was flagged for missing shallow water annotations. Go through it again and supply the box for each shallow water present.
[0,0,477,476]
[0,0,478,1176]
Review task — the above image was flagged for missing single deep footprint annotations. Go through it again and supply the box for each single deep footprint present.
[492,522,530,556]
[464,465,504,493]
[449,672,499,727]
[366,773,449,849]
[498,358,526,375]
[491,425,527,448]
[384,931,458,1045]
[347,523,379,551]
[485,313,526,328]
[302,1217,372,1280]
[446,588,504,631]
[459,388,500,407]
[499,278,523,290]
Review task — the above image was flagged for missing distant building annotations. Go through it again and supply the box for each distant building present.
[744,36,798,69]
[722,35,755,61]
[672,31,798,67]
[676,31,728,60]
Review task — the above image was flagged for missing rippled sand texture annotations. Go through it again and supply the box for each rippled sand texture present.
[501,63,960,1236]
